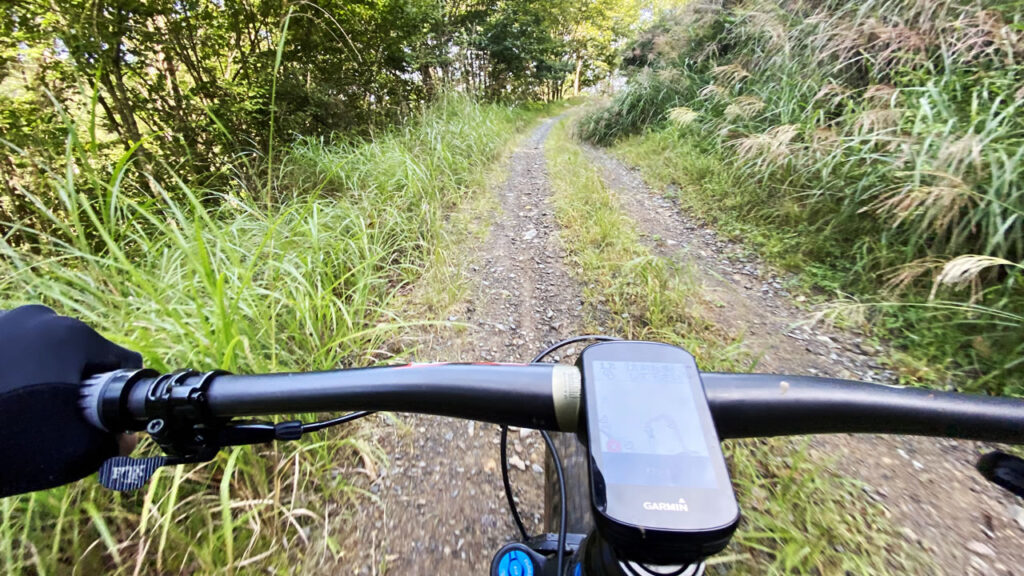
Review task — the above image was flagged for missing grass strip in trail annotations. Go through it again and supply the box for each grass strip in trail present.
[0,96,536,575]
[544,118,925,575]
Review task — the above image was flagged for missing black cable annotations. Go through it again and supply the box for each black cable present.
[499,335,619,572]
[541,428,567,573]
[531,334,620,365]
[501,425,530,540]
[301,411,375,433]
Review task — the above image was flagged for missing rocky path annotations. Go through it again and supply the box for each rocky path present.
[339,118,583,574]
[581,144,1024,576]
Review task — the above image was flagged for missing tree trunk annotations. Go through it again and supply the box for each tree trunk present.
[421,63,434,97]
[98,66,143,147]
[573,56,583,96]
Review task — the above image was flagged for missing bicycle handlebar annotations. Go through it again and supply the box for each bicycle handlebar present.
[202,364,582,431]
[703,373,1024,443]
[84,363,1024,445]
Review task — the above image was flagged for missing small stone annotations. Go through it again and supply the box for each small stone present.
[509,455,527,471]
[1009,504,1024,531]
[531,464,543,474]
[483,458,497,474]
[523,229,538,240]
[969,556,990,573]
[966,540,995,557]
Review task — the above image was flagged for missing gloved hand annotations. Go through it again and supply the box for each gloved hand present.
[0,305,142,497]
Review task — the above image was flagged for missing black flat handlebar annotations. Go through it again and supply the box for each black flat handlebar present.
[703,373,1024,443]
[88,364,1024,444]
[204,364,580,431]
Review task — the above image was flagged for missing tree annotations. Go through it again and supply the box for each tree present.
[1,0,641,217]
[559,0,641,96]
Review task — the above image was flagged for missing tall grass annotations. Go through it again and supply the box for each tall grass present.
[581,0,1024,393]
[0,95,530,574]
[545,118,923,574]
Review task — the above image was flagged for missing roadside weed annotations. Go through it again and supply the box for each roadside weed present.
[545,118,922,574]
[580,0,1024,394]
[0,96,531,574]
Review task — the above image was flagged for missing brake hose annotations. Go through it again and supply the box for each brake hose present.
[500,335,619,572]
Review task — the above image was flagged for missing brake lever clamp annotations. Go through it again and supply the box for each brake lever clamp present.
[97,370,312,492]
[97,369,225,492]
[142,369,227,459]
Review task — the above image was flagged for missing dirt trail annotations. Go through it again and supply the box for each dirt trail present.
[339,118,582,574]
[337,117,1022,575]
[581,144,1024,576]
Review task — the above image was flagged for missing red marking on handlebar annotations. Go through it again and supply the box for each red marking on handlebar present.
[391,362,532,369]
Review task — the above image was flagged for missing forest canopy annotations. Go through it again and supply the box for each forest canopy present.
[1,0,639,214]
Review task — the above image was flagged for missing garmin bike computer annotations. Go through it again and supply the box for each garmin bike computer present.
[577,341,739,564]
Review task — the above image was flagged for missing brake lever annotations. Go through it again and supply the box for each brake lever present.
[98,420,306,492]
[976,451,1024,498]
[98,454,208,491]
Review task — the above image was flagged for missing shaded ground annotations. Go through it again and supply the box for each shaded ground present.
[582,144,1024,576]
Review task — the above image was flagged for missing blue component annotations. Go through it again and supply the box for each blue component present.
[514,551,534,576]
[574,563,582,576]
[496,550,534,576]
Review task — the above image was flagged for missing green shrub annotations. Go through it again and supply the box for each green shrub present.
[583,0,1024,393]
[0,95,527,574]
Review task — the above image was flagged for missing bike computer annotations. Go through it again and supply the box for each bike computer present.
[577,341,739,564]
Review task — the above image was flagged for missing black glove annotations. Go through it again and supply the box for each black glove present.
[0,305,142,497]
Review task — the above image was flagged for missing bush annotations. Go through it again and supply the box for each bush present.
[583,0,1024,393]
[0,95,527,574]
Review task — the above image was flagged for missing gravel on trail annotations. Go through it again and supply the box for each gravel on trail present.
[338,118,583,575]
[581,143,1024,576]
